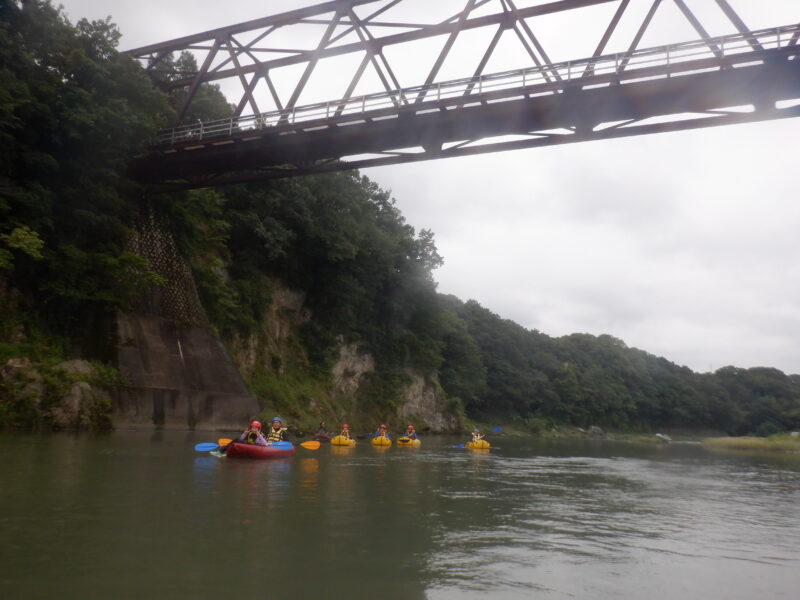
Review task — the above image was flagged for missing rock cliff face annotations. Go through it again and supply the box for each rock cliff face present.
[230,286,310,380]
[331,344,375,398]
[228,280,461,432]
[102,210,460,432]
[0,358,112,430]
[328,344,459,431]
[111,223,459,432]
[399,371,460,432]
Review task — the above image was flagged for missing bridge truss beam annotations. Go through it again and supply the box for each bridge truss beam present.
[125,0,800,190]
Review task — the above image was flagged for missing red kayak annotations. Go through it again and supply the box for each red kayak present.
[313,433,331,442]
[225,442,296,459]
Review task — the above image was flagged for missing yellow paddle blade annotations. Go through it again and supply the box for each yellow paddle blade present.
[217,438,233,446]
[299,440,321,450]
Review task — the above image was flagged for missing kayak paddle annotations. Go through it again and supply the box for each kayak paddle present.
[194,442,220,452]
[217,438,232,446]
[270,440,320,451]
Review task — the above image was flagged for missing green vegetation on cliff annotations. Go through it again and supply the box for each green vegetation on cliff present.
[2,2,799,435]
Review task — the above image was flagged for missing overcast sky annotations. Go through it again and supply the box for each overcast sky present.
[57,0,800,374]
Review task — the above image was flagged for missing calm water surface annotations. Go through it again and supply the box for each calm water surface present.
[1,432,798,599]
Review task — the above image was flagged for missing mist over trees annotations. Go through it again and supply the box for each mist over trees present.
[2,1,799,434]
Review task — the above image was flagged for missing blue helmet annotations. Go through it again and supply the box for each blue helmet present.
[472,429,479,433]
[271,416,283,424]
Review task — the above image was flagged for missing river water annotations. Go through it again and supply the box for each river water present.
[1,432,798,599]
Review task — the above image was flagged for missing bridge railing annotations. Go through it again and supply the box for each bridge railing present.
[155,24,799,147]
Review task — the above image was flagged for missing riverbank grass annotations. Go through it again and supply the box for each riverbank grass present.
[703,433,800,453]
[609,433,668,444]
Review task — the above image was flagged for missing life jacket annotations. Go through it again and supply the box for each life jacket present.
[240,430,267,446]
[340,430,351,439]
[265,427,287,443]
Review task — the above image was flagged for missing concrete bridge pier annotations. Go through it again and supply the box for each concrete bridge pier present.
[112,205,259,431]
[114,314,258,431]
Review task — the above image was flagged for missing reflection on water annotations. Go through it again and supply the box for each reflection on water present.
[0,433,798,599]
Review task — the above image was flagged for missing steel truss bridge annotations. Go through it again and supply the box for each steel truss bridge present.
[126,0,800,190]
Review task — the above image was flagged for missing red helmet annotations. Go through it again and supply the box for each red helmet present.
[407,425,414,430]
[380,424,387,429]
[342,424,349,429]
[250,421,261,429]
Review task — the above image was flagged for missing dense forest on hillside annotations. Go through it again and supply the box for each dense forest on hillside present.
[2,1,799,435]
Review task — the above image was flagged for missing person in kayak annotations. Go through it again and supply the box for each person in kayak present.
[470,428,484,443]
[314,422,329,439]
[373,424,390,440]
[339,423,352,439]
[236,421,268,446]
[265,417,289,444]
[404,425,418,439]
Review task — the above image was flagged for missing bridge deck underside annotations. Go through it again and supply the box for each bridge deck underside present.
[132,52,800,190]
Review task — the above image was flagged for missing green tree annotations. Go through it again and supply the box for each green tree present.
[1,0,168,331]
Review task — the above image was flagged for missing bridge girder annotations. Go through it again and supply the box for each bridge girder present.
[124,0,800,189]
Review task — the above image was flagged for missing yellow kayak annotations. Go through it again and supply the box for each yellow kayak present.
[330,435,356,447]
[466,439,490,450]
[371,436,392,447]
[397,436,421,447]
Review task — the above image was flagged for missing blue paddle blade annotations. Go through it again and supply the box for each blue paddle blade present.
[491,426,502,433]
[455,444,465,449]
[194,442,219,452]
[271,441,293,450]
